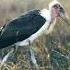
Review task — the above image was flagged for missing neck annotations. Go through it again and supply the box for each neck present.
[49,8,56,20]
[27,9,56,43]
[46,18,56,34]
[39,8,56,35]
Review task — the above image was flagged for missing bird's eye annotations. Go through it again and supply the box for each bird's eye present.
[53,4,61,9]
[53,5,58,8]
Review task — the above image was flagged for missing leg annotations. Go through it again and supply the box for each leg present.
[1,39,30,67]
[1,48,14,66]
[28,40,38,69]
[30,47,38,67]
[17,39,39,69]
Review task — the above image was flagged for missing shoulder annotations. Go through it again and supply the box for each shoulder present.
[40,9,51,21]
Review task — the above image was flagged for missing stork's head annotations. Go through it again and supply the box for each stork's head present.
[49,0,69,21]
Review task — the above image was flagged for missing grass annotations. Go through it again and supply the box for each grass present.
[0,0,70,70]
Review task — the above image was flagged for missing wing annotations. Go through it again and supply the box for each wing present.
[0,10,46,49]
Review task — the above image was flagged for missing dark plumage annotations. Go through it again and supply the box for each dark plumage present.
[0,10,46,49]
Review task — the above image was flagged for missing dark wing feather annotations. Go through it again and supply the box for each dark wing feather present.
[0,10,46,49]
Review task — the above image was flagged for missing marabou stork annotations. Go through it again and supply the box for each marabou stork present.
[0,0,69,66]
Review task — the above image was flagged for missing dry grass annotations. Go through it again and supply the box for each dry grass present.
[0,0,70,70]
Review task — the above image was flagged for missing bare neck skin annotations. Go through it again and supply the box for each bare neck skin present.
[45,8,57,34]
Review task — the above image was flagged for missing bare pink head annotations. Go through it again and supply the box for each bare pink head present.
[49,0,69,20]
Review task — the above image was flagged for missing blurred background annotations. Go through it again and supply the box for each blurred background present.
[0,0,70,70]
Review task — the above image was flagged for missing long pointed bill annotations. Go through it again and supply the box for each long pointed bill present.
[60,13,70,25]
